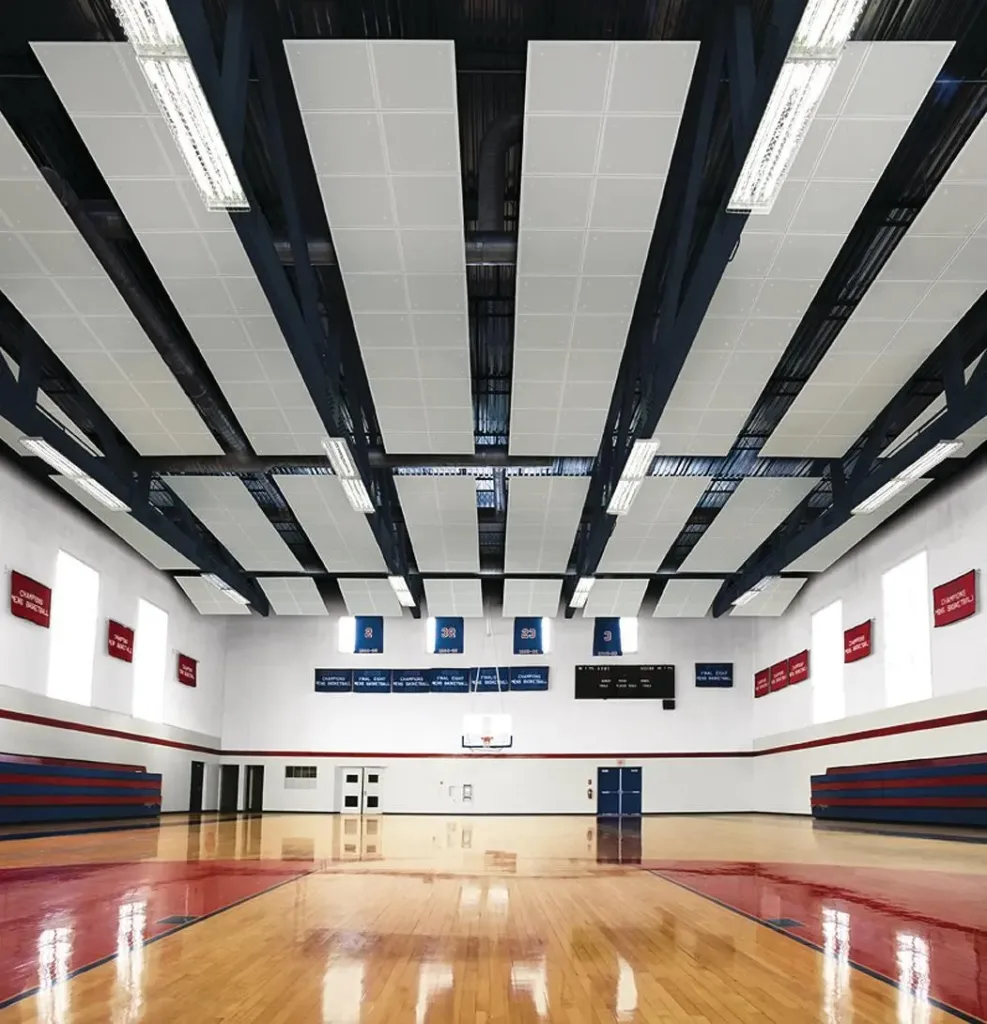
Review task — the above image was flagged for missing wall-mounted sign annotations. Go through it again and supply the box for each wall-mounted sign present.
[432,616,464,654]
[754,669,770,698]
[513,616,545,655]
[108,621,135,663]
[353,615,383,653]
[788,650,810,684]
[353,669,390,693]
[471,666,509,692]
[314,669,352,693]
[10,570,51,628]
[933,570,976,627]
[391,669,430,693]
[695,663,733,688]
[430,667,469,693]
[177,653,197,686]
[770,661,789,692]
[508,666,550,692]
[844,620,872,663]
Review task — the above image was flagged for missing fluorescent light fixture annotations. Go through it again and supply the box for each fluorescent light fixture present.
[202,573,250,606]
[794,0,870,57]
[732,576,779,607]
[729,59,835,214]
[71,477,130,513]
[388,575,416,608]
[322,437,359,479]
[607,478,642,516]
[851,441,962,515]
[108,0,248,212]
[569,577,595,609]
[20,437,129,512]
[340,477,374,514]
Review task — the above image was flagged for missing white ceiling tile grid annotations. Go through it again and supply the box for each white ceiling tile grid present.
[510,41,699,457]
[501,578,563,617]
[175,575,253,615]
[764,51,987,461]
[655,43,951,458]
[652,578,723,618]
[163,475,303,572]
[258,576,328,615]
[394,475,479,572]
[51,477,195,570]
[679,477,819,572]
[284,40,473,456]
[337,578,405,617]
[729,576,807,617]
[274,474,387,573]
[35,43,328,456]
[0,112,220,457]
[598,476,711,571]
[785,478,930,572]
[580,577,649,617]
[424,577,484,617]
[504,475,589,572]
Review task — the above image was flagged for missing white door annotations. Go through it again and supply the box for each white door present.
[362,768,383,814]
[341,767,364,813]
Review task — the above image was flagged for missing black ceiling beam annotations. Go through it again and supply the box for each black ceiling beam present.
[711,352,987,616]
[562,0,808,616]
[0,340,269,614]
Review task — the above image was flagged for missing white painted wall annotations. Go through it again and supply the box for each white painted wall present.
[0,460,225,810]
[222,613,755,814]
[752,460,987,813]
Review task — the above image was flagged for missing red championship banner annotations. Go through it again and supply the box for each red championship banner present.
[933,570,976,628]
[788,650,810,684]
[844,620,872,663]
[107,620,135,662]
[770,660,789,692]
[177,654,197,687]
[10,570,51,628]
[754,669,770,698]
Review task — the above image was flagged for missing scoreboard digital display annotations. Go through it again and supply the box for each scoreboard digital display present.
[574,664,675,700]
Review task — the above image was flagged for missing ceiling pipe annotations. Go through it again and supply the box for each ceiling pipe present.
[41,169,252,455]
[477,112,523,231]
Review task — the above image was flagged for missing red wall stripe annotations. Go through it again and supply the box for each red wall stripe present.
[2,703,986,762]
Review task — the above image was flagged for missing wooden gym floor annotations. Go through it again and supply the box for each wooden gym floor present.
[0,813,984,1023]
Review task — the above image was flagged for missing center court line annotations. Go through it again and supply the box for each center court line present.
[645,869,983,1024]
[0,862,322,1012]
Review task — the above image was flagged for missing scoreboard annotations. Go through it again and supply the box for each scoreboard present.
[574,664,675,700]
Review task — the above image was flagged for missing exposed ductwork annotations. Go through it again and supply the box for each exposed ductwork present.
[476,112,523,231]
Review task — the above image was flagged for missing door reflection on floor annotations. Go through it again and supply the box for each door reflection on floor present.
[595,818,642,865]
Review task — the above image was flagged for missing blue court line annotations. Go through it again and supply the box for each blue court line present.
[0,863,320,1011]
[647,869,983,1024]
[812,821,987,845]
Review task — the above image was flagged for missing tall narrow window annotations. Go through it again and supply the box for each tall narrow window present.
[133,599,168,722]
[811,600,844,724]
[618,617,639,654]
[883,551,932,708]
[47,551,99,705]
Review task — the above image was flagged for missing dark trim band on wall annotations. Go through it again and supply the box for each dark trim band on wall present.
[3,705,987,762]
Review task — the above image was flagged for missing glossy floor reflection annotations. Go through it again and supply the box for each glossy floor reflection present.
[0,813,982,1022]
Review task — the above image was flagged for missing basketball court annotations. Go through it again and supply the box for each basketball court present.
[2,0,987,1020]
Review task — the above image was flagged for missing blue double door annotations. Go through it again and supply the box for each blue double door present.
[596,766,642,818]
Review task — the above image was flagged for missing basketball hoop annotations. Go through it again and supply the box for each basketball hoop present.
[480,736,493,748]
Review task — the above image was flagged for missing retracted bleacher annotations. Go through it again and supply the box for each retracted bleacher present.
[811,752,987,827]
[0,752,162,824]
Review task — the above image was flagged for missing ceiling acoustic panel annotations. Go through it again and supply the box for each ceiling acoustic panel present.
[285,40,473,455]
[785,479,930,572]
[258,577,328,615]
[511,41,699,456]
[0,110,220,456]
[394,475,479,572]
[274,474,386,573]
[337,578,405,617]
[505,475,588,572]
[598,476,711,572]
[652,578,723,618]
[52,477,195,571]
[679,477,818,573]
[36,43,328,456]
[502,578,563,618]
[424,578,484,618]
[580,578,649,618]
[655,43,951,457]
[175,575,252,616]
[729,576,807,617]
[163,475,302,572]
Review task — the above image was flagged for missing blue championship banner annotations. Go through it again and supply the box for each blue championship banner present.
[353,615,383,654]
[593,617,623,656]
[513,617,545,655]
[432,616,464,654]
[509,666,549,691]
[314,669,352,692]
[353,669,390,693]
[695,663,734,688]
[431,667,469,693]
[391,669,430,693]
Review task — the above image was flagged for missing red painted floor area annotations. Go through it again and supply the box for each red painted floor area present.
[645,859,987,1022]
[0,860,309,1007]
